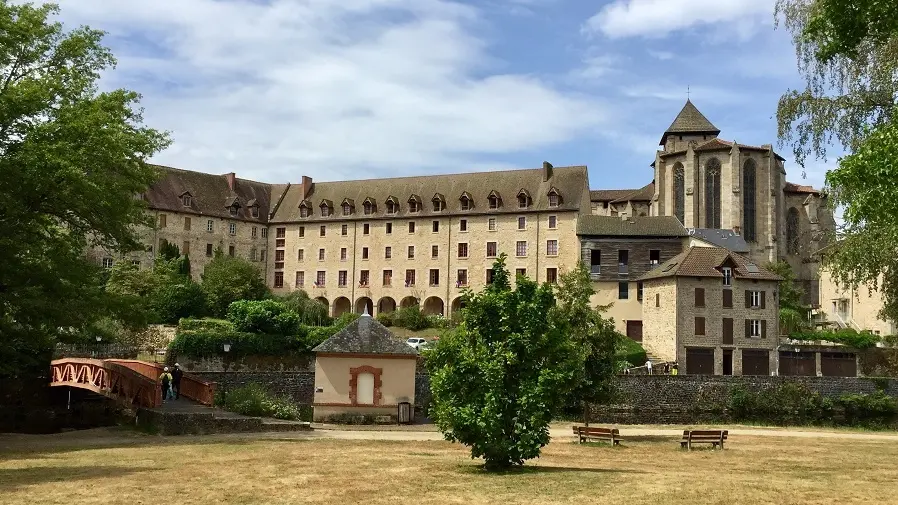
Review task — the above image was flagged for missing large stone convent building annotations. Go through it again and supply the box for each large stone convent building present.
[91,100,837,373]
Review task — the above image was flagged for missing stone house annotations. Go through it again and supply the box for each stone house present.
[311,312,417,422]
[817,269,895,336]
[638,246,782,376]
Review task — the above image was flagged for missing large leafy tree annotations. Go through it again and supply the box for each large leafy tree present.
[427,254,580,470]
[776,0,898,324]
[766,260,810,335]
[0,2,169,376]
[201,251,270,318]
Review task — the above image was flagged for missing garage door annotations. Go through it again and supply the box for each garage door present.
[626,321,643,342]
[741,349,770,376]
[685,348,714,375]
[821,352,857,377]
[778,351,816,376]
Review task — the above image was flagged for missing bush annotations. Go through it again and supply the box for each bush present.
[836,392,898,428]
[219,383,302,420]
[393,306,429,331]
[227,299,299,335]
[615,336,647,366]
[728,383,832,426]
[789,328,881,349]
[426,314,450,329]
[279,290,331,326]
[376,311,394,327]
[170,319,312,357]
[151,280,207,325]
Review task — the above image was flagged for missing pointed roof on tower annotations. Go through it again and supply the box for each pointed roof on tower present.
[659,100,720,145]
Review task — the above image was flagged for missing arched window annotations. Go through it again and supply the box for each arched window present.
[787,207,800,254]
[704,158,722,229]
[673,163,685,224]
[742,159,757,242]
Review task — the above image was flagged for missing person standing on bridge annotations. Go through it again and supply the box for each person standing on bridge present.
[171,363,183,400]
[159,367,174,402]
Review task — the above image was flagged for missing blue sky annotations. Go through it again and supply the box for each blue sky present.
[49,0,832,190]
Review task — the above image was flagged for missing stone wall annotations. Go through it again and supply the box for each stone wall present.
[194,371,316,404]
[175,354,315,373]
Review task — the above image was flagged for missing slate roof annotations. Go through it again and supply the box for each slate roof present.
[313,314,418,356]
[578,215,688,237]
[270,164,589,223]
[687,228,750,253]
[637,246,782,282]
[660,100,720,145]
[144,165,273,223]
[590,182,655,203]
[658,138,787,161]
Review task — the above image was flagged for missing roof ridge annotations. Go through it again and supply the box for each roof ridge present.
[311,165,588,186]
[151,164,274,187]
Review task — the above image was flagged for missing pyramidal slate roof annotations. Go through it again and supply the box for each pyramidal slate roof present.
[313,314,417,356]
[660,100,720,145]
[687,228,750,254]
[577,215,687,237]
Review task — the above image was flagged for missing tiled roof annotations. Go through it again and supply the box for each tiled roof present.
[687,228,750,253]
[612,182,655,203]
[270,165,588,223]
[660,100,720,145]
[784,182,820,195]
[577,215,687,237]
[144,165,272,223]
[590,182,655,203]
[637,246,782,282]
[313,315,417,356]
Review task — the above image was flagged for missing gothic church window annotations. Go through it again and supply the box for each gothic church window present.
[673,163,685,224]
[704,158,722,229]
[742,159,757,242]
[787,207,800,255]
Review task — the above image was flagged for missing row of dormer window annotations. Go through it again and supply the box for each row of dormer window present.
[178,192,262,218]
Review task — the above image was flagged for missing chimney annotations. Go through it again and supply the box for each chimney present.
[225,172,236,191]
[301,176,313,200]
[542,161,553,182]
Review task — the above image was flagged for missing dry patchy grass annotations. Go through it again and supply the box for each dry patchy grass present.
[1,429,897,505]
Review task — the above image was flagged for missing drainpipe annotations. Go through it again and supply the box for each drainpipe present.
[535,211,541,282]
[351,221,357,313]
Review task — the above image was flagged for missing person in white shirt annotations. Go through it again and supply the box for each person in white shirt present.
[645,360,653,375]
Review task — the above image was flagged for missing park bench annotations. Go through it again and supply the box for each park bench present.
[680,429,728,450]
[572,426,622,445]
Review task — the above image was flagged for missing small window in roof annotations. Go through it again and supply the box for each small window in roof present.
[460,192,473,211]
[488,191,502,210]
[432,193,445,212]
[408,195,421,213]
[547,188,562,207]
[363,198,376,215]
[517,189,531,209]
[386,197,399,214]
[182,194,192,207]
[320,202,332,217]
[746,263,760,273]
[229,205,238,217]
[251,206,259,218]
[299,200,312,218]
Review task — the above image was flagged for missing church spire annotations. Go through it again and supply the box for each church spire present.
[659,99,720,146]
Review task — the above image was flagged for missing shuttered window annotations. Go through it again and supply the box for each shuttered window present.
[722,289,733,308]
[722,318,733,344]
[695,316,705,335]
[695,288,705,307]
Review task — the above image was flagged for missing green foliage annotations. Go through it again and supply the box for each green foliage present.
[392,306,430,331]
[427,254,580,470]
[218,383,302,421]
[227,299,299,335]
[170,321,310,358]
[801,0,898,62]
[376,311,394,327]
[152,281,206,325]
[615,336,648,366]
[106,257,206,325]
[158,241,181,261]
[0,2,170,376]
[765,261,811,335]
[836,392,898,428]
[278,290,331,326]
[789,328,882,349]
[201,254,270,317]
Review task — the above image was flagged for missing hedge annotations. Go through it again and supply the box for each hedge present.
[789,328,882,349]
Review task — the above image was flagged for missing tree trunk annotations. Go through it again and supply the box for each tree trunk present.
[583,401,591,427]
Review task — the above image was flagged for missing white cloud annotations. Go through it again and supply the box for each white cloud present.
[584,0,775,39]
[47,0,604,182]
[647,50,674,60]
[567,54,619,84]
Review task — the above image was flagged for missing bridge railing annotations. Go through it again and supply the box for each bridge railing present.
[108,360,217,406]
[51,358,161,408]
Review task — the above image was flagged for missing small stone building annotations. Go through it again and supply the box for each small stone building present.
[312,313,417,422]
[638,246,781,376]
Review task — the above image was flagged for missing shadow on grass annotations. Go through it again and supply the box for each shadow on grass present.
[0,465,150,491]
[457,464,646,476]
[572,435,680,447]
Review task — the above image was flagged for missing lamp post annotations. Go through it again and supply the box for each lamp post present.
[222,342,232,404]
[95,335,102,358]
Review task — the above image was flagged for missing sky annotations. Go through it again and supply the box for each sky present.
[47,0,834,191]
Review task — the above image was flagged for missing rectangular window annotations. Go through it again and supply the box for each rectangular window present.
[298,226,304,238]
[637,281,643,302]
[340,247,347,261]
[548,216,557,229]
[229,223,237,235]
[260,249,266,262]
[362,247,369,260]
[547,268,558,284]
[206,243,213,257]
[749,319,762,337]
[618,281,629,300]
[276,239,285,248]
[723,318,734,344]
[650,249,660,265]
[695,316,706,335]
[408,221,416,233]
[276,227,286,238]
[341,224,348,236]
[316,271,326,287]
[457,269,468,287]
[432,221,439,233]
[748,290,761,308]
[261,228,268,238]
[385,246,392,259]
[590,249,601,274]
[250,248,257,262]
[458,243,469,258]
[275,250,285,262]
[159,214,167,228]
[319,225,326,237]
[298,249,304,261]
[722,267,732,286]
[546,240,558,256]
[228,245,235,257]
[432,245,439,258]
[460,219,467,232]
[486,269,494,285]
[405,269,416,287]
[488,218,497,231]
[517,216,526,230]
[318,248,325,261]
[408,245,415,259]
[695,288,705,307]
[251,226,257,239]
[360,270,370,286]
[206,219,214,232]
[383,270,392,286]
[184,217,191,231]
[655,293,660,307]
[723,289,733,308]
[102,258,114,268]
[429,269,440,287]
[515,241,527,257]
[338,271,347,287]
[274,271,284,288]
[618,250,628,274]
[131,260,141,268]
[515,268,526,278]
[296,271,304,287]
[386,222,392,234]
[363,223,370,235]
[486,242,497,257]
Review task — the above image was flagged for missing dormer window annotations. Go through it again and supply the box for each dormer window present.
[408,195,421,213]
[250,206,259,218]
[229,205,238,217]
[547,188,561,208]
[320,201,333,217]
[488,191,502,210]
[517,189,531,209]
[459,192,473,211]
[722,267,732,286]
[386,197,399,214]
[363,198,376,215]
[341,199,355,216]
[299,200,312,218]
[181,194,192,207]
[432,193,445,212]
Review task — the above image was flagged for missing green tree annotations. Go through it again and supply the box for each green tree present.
[765,260,811,335]
[426,254,580,470]
[776,0,898,325]
[0,2,169,375]
[279,290,331,326]
[554,263,618,425]
[201,254,270,317]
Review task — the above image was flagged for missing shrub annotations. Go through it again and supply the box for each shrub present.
[219,383,302,420]
[789,328,881,349]
[376,311,394,327]
[280,290,331,326]
[728,383,832,426]
[170,321,311,357]
[836,392,898,428]
[151,280,207,325]
[615,336,647,366]
[393,306,429,331]
[201,254,269,317]
[227,299,299,335]
[426,314,450,329]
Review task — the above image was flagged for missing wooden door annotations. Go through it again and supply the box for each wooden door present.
[626,321,643,342]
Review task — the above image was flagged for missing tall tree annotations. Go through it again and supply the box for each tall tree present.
[427,255,580,470]
[776,0,898,324]
[766,260,810,335]
[0,2,170,376]
[201,253,270,317]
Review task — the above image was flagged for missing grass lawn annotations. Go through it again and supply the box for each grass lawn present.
[2,429,897,505]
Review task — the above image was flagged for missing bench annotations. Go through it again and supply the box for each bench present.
[572,426,622,445]
[680,430,728,450]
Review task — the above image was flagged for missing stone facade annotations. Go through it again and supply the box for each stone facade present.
[817,270,895,335]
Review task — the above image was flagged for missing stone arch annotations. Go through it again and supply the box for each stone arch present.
[355,296,373,315]
[450,297,466,316]
[742,158,757,242]
[672,162,685,224]
[400,296,419,309]
[377,297,397,314]
[422,296,444,316]
[333,296,351,317]
[704,157,722,228]
[314,297,329,312]
[787,207,800,255]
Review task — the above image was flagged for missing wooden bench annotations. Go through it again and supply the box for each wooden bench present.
[572,426,622,445]
[680,430,728,450]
